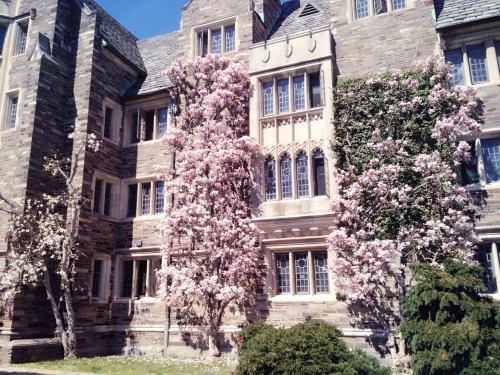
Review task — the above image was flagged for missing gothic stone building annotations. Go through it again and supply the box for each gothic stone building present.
[0,0,498,364]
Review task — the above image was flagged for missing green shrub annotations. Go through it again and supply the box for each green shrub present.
[400,260,500,375]
[236,320,391,375]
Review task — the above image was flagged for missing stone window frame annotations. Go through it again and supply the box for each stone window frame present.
[271,249,332,298]
[114,255,162,300]
[351,0,408,21]
[91,172,118,218]
[260,70,324,118]
[262,147,327,202]
[443,35,500,88]
[124,100,172,146]
[125,178,165,219]
[13,17,29,56]
[192,17,237,58]
[2,89,20,131]
[101,98,121,144]
[91,253,111,302]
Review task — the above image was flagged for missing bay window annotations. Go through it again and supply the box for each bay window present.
[120,258,161,298]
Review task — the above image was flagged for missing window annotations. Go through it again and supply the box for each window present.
[477,244,500,294]
[91,255,111,300]
[102,100,121,141]
[0,26,7,55]
[460,141,480,185]
[274,251,330,296]
[196,24,236,56]
[296,152,309,198]
[467,44,489,84]
[459,138,500,186]
[103,107,113,139]
[15,21,28,55]
[313,149,326,196]
[482,139,500,183]
[6,94,18,130]
[127,107,170,144]
[444,49,466,87]
[280,154,292,199]
[93,178,114,216]
[120,258,161,298]
[264,156,276,201]
[127,180,165,218]
[354,0,405,19]
[261,72,323,117]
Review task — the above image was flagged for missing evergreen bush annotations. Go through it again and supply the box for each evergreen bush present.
[236,320,391,375]
[400,259,500,375]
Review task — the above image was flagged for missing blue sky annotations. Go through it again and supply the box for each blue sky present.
[97,0,187,40]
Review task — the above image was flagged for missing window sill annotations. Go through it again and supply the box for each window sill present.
[464,182,500,191]
[262,195,330,204]
[271,293,335,302]
[260,107,324,122]
[124,138,164,148]
[113,296,161,303]
[122,214,163,222]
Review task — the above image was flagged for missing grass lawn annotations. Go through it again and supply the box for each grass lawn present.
[15,355,233,375]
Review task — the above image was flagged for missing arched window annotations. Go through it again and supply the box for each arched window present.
[264,156,277,201]
[296,151,309,197]
[313,149,326,196]
[280,154,292,199]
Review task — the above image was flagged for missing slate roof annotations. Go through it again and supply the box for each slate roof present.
[82,0,146,73]
[435,0,500,30]
[124,32,179,98]
[268,0,331,40]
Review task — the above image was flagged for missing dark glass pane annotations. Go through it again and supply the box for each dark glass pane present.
[104,107,112,138]
[145,111,154,141]
[92,259,103,298]
[127,184,138,217]
[313,150,326,196]
[93,179,102,214]
[0,26,7,55]
[482,139,500,183]
[131,112,140,143]
[309,73,321,108]
[477,245,497,293]
[444,48,465,87]
[137,260,148,297]
[264,157,276,201]
[460,141,479,185]
[103,183,112,216]
[122,261,134,298]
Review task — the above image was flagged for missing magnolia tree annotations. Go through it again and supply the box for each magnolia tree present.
[158,54,264,356]
[0,132,99,359]
[327,57,482,360]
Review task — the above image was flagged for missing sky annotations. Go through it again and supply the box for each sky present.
[96,0,187,40]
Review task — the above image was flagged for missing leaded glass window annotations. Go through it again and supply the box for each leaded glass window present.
[295,253,309,294]
[104,107,112,138]
[122,261,134,297]
[19,24,28,54]
[293,76,305,111]
[225,26,235,52]
[467,44,489,84]
[313,149,326,196]
[92,259,103,298]
[280,154,292,199]
[263,82,274,116]
[482,138,500,183]
[141,183,151,215]
[155,181,164,214]
[278,79,289,114]
[158,108,168,137]
[8,97,18,129]
[127,184,138,217]
[314,252,329,293]
[356,0,369,19]
[264,157,277,201]
[297,152,309,198]
[104,183,112,216]
[444,49,465,87]
[212,29,221,54]
[392,0,405,10]
[276,254,290,294]
[136,260,148,297]
[93,179,102,213]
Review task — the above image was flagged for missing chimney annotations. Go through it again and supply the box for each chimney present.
[253,0,282,31]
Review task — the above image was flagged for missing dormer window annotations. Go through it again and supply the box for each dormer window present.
[195,22,236,57]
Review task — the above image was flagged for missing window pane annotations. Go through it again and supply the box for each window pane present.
[92,259,103,298]
[151,259,162,297]
[264,157,276,201]
[309,73,321,108]
[444,49,465,87]
[392,0,405,10]
[104,183,112,216]
[212,29,221,54]
[137,260,148,297]
[374,0,387,14]
[155,181,164,214]
[0,26,7,55]
[280,154,292,199]
[141,182,151,215]
[19,25,28,54]
[482,139,500,183]
[356,0,369,19]
[278,79,289,114]
[276,254,290,294]
[295,253,309,294]
[93,179,102,214]
[225,26,235,52]
[477,245,497,293]
[460,141,480,185]
[9,97,18,129]
[104,107,112,138]
[467,44,489,84]
[122,260,134,297]
[145,111,154,141]
[131,112,140,143]
[313,150,326,196]
[127,184,138,217]
[293,76,305,111]
[158,108,168,137]
[198,31,208,57]
[314,252,329,293]
[297,152,309,198]
[263,82,274,116]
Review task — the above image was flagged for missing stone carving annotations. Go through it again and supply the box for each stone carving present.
[310,111,324,121]
[262,145,276,156]
[278,118,290,127]
[278,143,292,155]
[292,115,307,124]
[294,141,308,152]
[262,120,275,129]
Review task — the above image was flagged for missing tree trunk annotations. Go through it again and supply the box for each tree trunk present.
[61,271,77,359]
[208,325,221,357]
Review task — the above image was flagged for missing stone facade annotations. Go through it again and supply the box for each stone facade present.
[0,0,498,365]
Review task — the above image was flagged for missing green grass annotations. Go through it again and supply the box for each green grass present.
[15,355,233,375]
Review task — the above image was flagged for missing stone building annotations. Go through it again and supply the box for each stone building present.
[0,0,498,364]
